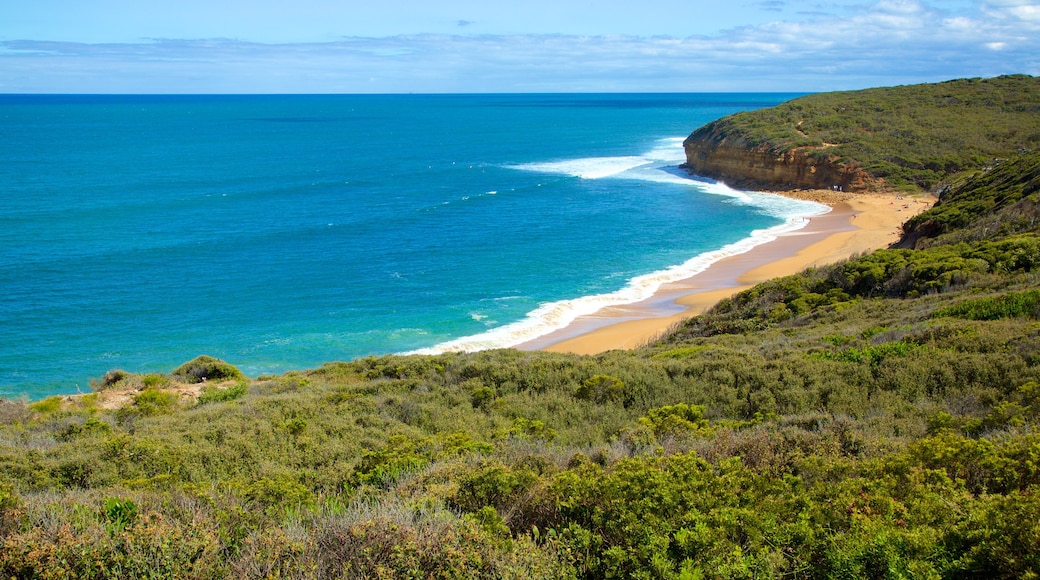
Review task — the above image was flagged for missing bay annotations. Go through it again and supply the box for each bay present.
[0,93,816,398]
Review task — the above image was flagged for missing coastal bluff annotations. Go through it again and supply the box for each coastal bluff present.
[682,75,1040,193]
[682,124,873,192]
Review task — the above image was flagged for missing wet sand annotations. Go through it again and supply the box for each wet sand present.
[519,191,932,355]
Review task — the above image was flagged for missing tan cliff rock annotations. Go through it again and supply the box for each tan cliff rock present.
[682,121,878,192]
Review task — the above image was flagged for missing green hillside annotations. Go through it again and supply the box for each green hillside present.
[688,74,1040,191]
[2,108,1040,576]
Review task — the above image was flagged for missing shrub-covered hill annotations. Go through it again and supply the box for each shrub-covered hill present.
[2,136,1040,577]
[668,149,1040,342]
[900,145,1040,247]
[683,75,1040,192]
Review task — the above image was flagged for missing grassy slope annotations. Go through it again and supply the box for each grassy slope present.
[688,74,1040,191]
[2,104,1040,578]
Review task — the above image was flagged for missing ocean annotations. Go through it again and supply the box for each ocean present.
[0,93,826,399]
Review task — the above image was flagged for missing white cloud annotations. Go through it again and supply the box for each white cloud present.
[1,1,1037,93]
[1006,4,1040,21]
[982,1,1040,26]
[943,16,976,29]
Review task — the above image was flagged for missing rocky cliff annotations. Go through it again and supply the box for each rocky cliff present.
[680,75,1040,193]
[682,120,877,192]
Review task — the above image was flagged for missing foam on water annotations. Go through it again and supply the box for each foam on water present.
[408,137,829,355]
[514,136,824,220]
[406,209,823,355]
[513,156,653,179]
[512,137,686,180]
[644,136,689,163]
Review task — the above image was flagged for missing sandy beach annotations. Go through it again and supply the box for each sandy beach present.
[519,191,933,355]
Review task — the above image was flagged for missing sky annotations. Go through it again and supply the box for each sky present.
[0,0,1037,93]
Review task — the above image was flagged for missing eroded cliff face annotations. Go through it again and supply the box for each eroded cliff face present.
[682,121,877,192]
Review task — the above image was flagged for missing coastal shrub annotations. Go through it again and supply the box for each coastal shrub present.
[130,388,179,416]
[465,505,512,540]
[496,417,557,443]
[674,238,1040,340]
[905,148,1040,241]
[0,399,30,425]
[548,452,798,578]
[353,435,431,488]
[171,355,245,384]
[312,508,573,579]
[817,341,920,365]
[637,403,713,439]
[470,384,497,410]
[575,374,626,404]
[196,381,249,405]
[52,458,96,488]
[451,460,539,512]
[944,489,1040,578]
[101,496,139,534]
[57,417,112,441]
[934,289,1040,320]
[28,396,63,415]
[0,506,226,579]
[651,345,708,359]
[353,354,446,381]
[141,373,171,389]
[243,474,314,512]
[90,368,136,391]
[0,481,21,535]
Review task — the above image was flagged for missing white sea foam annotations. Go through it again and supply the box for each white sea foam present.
[405,137,830,356]
[406,213,822,356]
[512,156,652,179]
[644,136,688,163]
[510,137,686,180]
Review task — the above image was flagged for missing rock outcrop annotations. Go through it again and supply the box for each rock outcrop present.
[682,120,877,192]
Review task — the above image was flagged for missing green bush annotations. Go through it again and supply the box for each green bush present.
[101,496,138,533]
[141,373,171,389]
[0,481,22,535]
[312,509,573,579]
[452,461,538,513]
[934,289,1040,320]
[496,417,557,443]
[131,388,179,416]
[353,435,431,488]
[637,403,713,439]
[575,374,626,404]
[470,385,497,410]
[28,396,63,414]
[196,382,248,405]
[57,417,112,441]
[90,368,136,391]
[171,355,246,384]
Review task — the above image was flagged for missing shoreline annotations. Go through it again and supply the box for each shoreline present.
[518,190,932,355]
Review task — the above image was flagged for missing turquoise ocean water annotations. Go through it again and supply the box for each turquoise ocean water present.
[1,94,825,399]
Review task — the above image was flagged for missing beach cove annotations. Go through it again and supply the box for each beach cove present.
[1,93,933,398]
[2,93,819,397]
[522,190,933,354]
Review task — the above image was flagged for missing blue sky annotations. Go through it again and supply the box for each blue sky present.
[0,0,1037,93]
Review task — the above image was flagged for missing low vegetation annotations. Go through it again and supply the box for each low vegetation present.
[2,82,1040,578]
[691,74,1040,191]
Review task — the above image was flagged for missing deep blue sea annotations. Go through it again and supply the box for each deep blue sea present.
[1,93,825,399]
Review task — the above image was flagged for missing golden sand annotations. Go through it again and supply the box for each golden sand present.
[519,191,933,355]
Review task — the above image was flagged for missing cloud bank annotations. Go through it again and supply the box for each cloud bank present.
[1,1,1037,93]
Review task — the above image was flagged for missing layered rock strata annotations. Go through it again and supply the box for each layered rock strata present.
[682,121,877,192]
